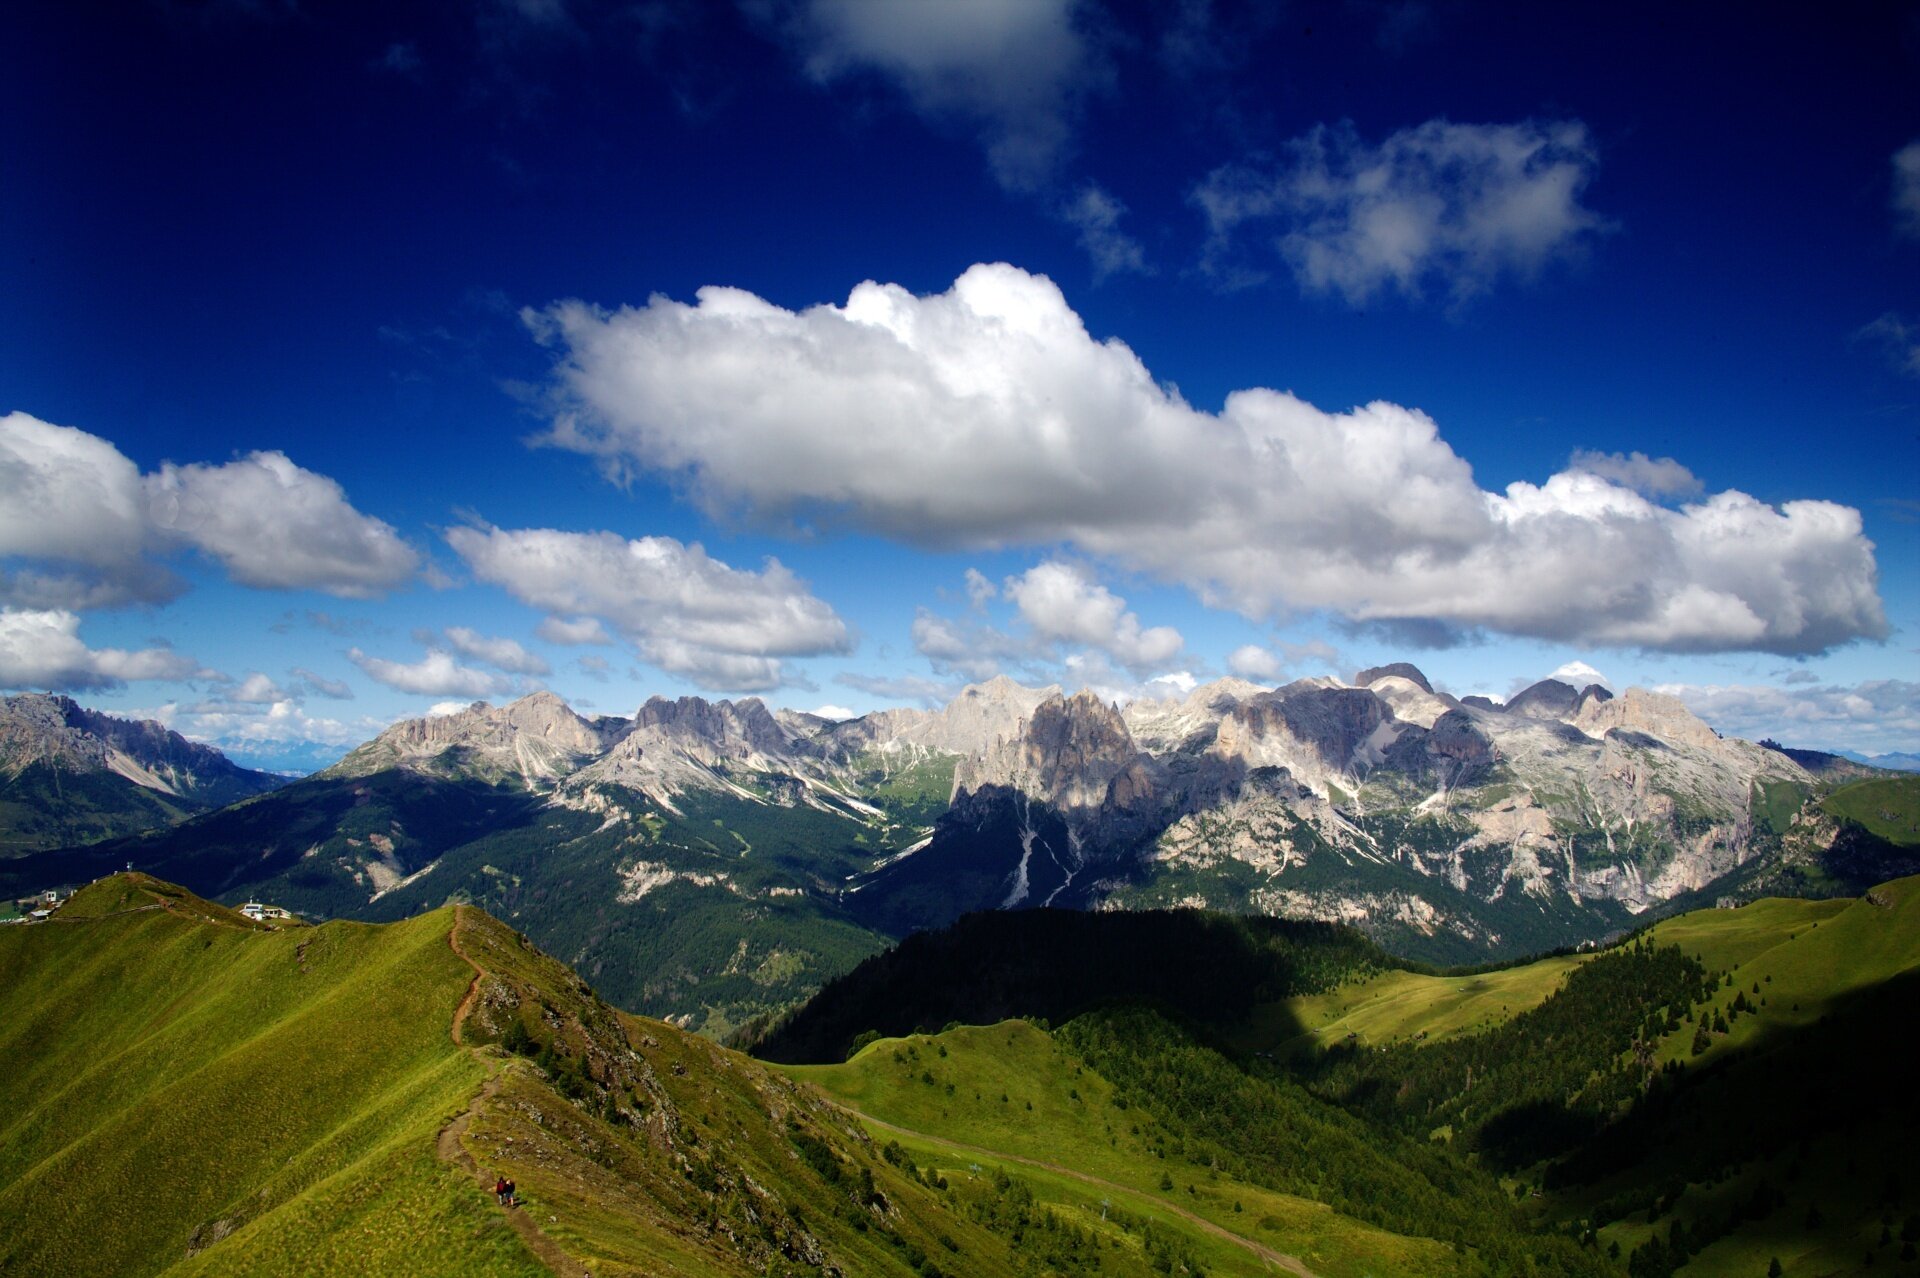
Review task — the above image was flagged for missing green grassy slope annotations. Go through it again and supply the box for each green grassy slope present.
[0,761,201,855]
[7,873,1272,1278]
[784,1021,1459,1278]
[0,877,533,1277]
[1301,877,1920,1276]
[749,907,1388,1064]
[1274,953,1589,1052]
[450,906,1297,1278]
[1821,775,1920,847]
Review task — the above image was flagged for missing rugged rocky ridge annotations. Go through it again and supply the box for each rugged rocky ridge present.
[0,693,284,852]
[323,671,1827,961]
[871,665,1820,960]
[1,692,281,800]
[8,667,1877,1015]
[327,690,627,789]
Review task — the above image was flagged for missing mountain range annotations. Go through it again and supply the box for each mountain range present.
[2,669,1910,1032]
[0,692,284,856]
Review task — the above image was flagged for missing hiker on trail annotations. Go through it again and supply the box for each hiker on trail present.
[504,1178,517,1207]
[493,1176,509,1206]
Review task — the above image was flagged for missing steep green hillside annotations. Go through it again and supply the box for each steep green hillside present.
[0,876,528,1277]
[1821,775,1920,848]
[1540,880,1920,1275]
[1279,879,1920,1275]
[7,873,1338,1278]
[361,786,902,1038]
[761,880,1920,1278]
[787,1021,1490,1278]
[0,760,201,855]
[748,907,1390,1064]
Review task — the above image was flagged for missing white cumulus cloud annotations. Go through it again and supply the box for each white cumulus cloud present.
[443,626,552,675]
[147,450,419,596]
[348,646,516,698]
[1006,561,1182,673]
[529,263,1884,657]
[446,524,851,692]
[1,412,418,607]
[776,0,1102,192]
[1194,118,1608,304]
[1566,449,1702,499]
[0,608,204,691]
[1227,644,1282,680]
[1660,678,1920,758]
[0,413,179,608]
[910,607,1028,682]
[1893,139,1920,240]
[227,671,289,703]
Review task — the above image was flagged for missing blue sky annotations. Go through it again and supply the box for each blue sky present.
[3,0,1918,769]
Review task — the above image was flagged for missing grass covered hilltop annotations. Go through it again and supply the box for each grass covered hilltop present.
[0,875,1042,1277]
[5,871,1920,1276]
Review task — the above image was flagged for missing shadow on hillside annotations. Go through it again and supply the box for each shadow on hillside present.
[744,907,1371,1064]
[0,773,545,914]
[1548,967,1920,1192]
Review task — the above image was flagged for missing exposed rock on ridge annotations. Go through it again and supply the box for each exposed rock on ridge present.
[0,692,281,805]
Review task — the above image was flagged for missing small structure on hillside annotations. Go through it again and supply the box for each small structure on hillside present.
[239,902,292,921]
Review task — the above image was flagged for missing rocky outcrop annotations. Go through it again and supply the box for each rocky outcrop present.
[1573,687,1720,751]
[1210,682,1399,794]
[328,691,622,788]
[0,692,281,804]
[1505,678,1581,719]
[1354,663,1434,693]
[955,691,1144,812]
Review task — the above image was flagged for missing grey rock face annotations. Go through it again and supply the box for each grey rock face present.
[328,690,621,788]
[1354,663,1434,693]
[1,692,281,803]
[1505,679,1581,719]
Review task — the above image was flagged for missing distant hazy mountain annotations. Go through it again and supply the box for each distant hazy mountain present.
[0,692,284,855]
[7,670,1908,1030]
[1841,749,1920,773]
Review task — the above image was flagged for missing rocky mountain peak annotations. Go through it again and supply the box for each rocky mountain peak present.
[1363,675,1458,730]
[1210,682,1399,795]
[1572,687,1719,750]
[1122,678,1267,753]
[635,694,791,756]
[1505,678,1581,719]
[1354,662,1433,693]
[329,691,614,786]
[0,691,281,809]
[955,688,1145,811]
